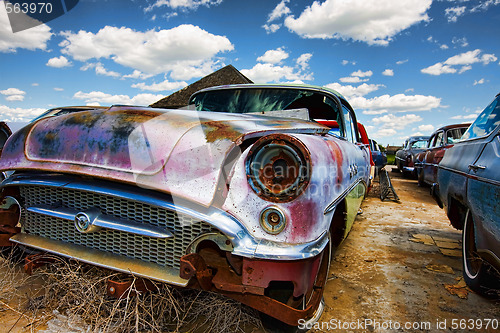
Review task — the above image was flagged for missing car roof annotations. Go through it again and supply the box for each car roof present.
[432,123,471,133]
[190,83,349,104]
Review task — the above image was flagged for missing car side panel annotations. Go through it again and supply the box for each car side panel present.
[438,138,487,214]
[466,134,500,267]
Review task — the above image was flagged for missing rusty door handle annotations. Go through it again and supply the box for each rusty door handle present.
[468,164,486,171]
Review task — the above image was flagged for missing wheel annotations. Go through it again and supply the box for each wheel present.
[462,210,499,297]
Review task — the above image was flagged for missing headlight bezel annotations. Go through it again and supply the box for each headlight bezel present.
[245,134,311,203]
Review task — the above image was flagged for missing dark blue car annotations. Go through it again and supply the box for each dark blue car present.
[432,93,500,296]
[369,139,387,176]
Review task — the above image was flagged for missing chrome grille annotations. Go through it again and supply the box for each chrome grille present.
[19,185,214,269]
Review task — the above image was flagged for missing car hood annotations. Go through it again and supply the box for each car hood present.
[0,106,329,206]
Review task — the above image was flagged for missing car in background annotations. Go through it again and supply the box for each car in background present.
[369,139,387,176]
[415,124,470,186]
[0,84,371,327]
[395,136,430,177]
[317,120,376,190]
[0,122,12,181]
[432,93,500,296]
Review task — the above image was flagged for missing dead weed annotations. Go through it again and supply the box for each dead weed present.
[1,252,261,332]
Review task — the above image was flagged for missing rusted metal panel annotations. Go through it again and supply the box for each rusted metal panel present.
[107,277,158,298]
[242,255,321,298]
[0,106,328,208]
[23,253,56,275]
[223,133,369,244]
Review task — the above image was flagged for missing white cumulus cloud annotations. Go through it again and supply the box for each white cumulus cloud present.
[132,80,188,92]
[1,88,26,102]
[284,0,432,45]
[73,91,164,106]
[46,56,72,68]
[473,78,485,85]
[145,0,222,11]
[421,49,497,75]
[241,63,312,84]
[242,50,313,83]
[296,53,313,70]
[0,105,45,122]
[263,23,281,34]
[382,69,394,76]
[445,6,466,22]
[59,25,234,80]
[324,83,384,99]
[123,70,154,80]
[0,7,52,53]
[257,47,289,64]
[268,0,291,22]
[372,113,423,128]
[339,76,369,84]
[351,94,442,114]
[417,124,435,132]
[80,62,121,78]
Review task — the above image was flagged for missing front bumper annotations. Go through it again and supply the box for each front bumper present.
[1,172,331,325]
[1,173,329,262]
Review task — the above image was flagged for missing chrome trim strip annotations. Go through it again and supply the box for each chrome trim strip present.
[402,166,415,172]
[323,178,362,215]
[10,233,188,286]
[438,165,500,187]
[3,174,328,260]
[27,205,174,239]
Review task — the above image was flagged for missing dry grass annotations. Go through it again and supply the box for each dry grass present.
[0,251,261,333]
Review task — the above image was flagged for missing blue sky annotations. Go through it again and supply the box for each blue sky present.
[0,0,499,145]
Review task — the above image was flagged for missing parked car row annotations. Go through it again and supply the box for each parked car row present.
[0,84,497,329]
[397,93,500,297]
[432,94,500,296]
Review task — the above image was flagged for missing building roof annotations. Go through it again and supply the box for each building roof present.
[149,65,253,109]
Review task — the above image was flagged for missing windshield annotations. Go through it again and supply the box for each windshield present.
[446,127,468,144]
[189,88,338,120]
[462,95,500,140]
[411,140,428,149]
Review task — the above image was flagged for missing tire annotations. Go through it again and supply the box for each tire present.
[462,210,500,297]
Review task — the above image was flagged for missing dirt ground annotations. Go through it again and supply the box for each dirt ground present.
[0,165,498,332]
[318,165,499,332]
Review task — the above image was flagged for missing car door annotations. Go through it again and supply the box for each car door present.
[340,103,368,233]
[426,131,445,184]
[424,131,443,184]
[440,95,500,210]
[466,127,500,258]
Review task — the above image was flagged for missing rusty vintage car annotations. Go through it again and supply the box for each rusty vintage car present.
[0,84,371,326]
[432,93,500,296]
[414,123,470,187]
[395,135,430,177]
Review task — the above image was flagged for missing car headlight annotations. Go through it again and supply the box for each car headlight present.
[246,134,311,202]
